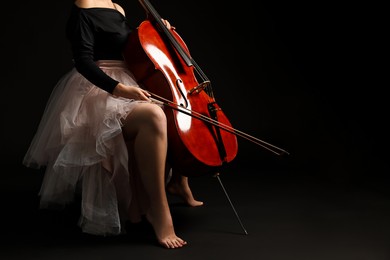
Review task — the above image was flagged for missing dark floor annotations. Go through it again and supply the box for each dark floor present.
[1,165,390,260]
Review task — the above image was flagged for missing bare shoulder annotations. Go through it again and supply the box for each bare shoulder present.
[113,3,126,16]
[74,0,92,8]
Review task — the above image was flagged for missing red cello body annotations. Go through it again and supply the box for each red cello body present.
[123,19,238,177]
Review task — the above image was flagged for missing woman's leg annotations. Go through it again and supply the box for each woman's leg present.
[122,103,186,249]
[166,170,204,207]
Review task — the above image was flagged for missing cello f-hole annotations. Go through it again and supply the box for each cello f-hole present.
[175,78,188,108]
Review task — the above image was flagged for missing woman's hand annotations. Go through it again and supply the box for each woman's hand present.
[162,19,175,30]
[112,83,151,101]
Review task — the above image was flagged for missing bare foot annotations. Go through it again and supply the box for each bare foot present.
[146,209,187,249]
[166,178,204,207]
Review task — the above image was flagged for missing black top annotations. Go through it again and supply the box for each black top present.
[66,4,133,93]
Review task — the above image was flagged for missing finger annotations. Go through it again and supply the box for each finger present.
[139,92,151,101]
[161,19,172,29]
[141,89,151,97]
[161,19,168,26]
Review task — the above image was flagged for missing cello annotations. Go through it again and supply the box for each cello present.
[123,0,288,176]
[123,0,288,233]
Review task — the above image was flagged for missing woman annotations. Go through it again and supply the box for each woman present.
[23,0,202,249]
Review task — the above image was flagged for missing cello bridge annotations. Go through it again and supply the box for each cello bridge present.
[188,81,210,95]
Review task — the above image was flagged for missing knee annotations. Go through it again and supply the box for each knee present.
[143,104,167,135]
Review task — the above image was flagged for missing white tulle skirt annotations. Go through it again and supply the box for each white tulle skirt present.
[23,60,152,236]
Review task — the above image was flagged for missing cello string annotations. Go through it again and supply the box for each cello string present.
[134,0,288,156]
[142,0,214,98]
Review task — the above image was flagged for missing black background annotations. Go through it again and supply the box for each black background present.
[1,1,389,259]
[2,0,387,187]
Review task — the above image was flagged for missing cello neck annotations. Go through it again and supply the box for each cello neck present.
[138,0,193,66]
[138,0,212,96]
